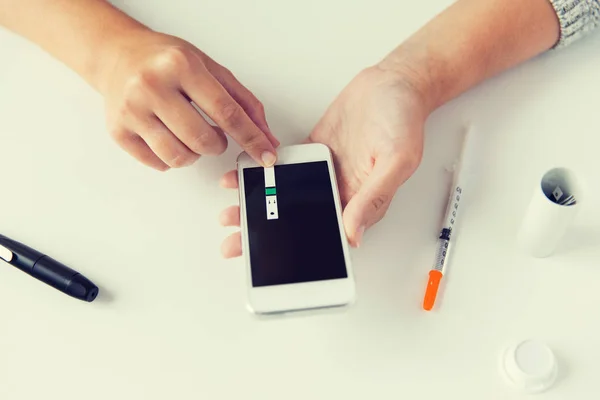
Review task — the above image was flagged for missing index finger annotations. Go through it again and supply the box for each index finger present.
[181,66,276,167]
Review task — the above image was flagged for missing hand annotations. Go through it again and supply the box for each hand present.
[99,30,279,170]
[218,65,430,257]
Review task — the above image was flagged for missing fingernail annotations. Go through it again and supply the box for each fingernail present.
[261,151,276,167]
[355,226,365,247]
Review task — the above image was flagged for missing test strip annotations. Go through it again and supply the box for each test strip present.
[264,166,276,187]
[264,167,279,220]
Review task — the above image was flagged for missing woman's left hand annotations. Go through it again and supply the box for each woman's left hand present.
[218,64,430,258]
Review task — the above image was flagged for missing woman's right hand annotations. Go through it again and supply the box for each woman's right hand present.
[99,30,279,170]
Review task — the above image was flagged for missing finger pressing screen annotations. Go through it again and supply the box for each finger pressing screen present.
[215,71,280,148]
[181,66,277,167]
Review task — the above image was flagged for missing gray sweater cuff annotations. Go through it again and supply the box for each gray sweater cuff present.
[548,0,600,48]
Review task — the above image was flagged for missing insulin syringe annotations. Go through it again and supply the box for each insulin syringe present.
[422,128,476,311]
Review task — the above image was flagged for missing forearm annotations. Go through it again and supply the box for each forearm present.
[0,0,147,90]
[381,0,561,112]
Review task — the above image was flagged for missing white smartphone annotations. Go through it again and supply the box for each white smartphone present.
[237,143,355,315]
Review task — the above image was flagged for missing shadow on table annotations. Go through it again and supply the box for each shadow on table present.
[554,350,569,390]
[558,226,600,255]
[94,285,115,304]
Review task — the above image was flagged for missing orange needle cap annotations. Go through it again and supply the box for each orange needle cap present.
[423,270,443,311]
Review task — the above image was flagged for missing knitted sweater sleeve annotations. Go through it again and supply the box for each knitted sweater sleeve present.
[548,0,600,47]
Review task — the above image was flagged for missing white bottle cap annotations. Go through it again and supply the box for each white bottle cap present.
[517,167,582,258]
[500,339,558,394]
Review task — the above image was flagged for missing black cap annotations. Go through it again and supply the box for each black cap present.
[66,274,99,302]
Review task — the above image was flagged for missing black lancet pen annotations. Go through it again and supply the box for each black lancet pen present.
[0,234,98,302]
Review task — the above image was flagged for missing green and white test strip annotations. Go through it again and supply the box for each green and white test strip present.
[264,167,278,220]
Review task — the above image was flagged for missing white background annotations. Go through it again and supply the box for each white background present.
[1,0,600,398]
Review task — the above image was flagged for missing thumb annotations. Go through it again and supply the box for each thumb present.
[342,155,409,247]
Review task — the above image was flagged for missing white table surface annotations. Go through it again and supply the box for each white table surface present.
[2,1,600,399]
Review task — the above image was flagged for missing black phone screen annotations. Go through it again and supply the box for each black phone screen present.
[242,161,348,287]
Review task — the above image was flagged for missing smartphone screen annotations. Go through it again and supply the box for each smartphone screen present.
[242,161,348,287]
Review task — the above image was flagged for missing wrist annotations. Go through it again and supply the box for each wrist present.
[86,19,150,94]
[377,45,441,116]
